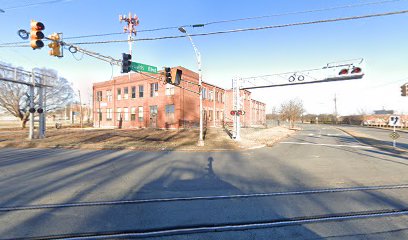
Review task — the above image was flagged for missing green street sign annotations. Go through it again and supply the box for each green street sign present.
[130,62,158,74]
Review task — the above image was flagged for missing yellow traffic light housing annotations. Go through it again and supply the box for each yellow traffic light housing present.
[170,68,182,86]
[48,33,61,57]
[401,84,408,97]
[30,20,45,49]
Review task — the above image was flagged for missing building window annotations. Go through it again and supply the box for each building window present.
[106,108,112,121]
[209,109,213,121]
[165,104,175,123]
[117,88,121,100]
[165,84,175,96]
[131,86,136,98]
[123,108,129,121]
[124,87,129,100]
[138,106,143,122]
[150,105,158,115]
[221,93,225,103]
[97,108,102,121]
[139,85,144,98]
[209,91,213,101]
[131,107,136,121]
[216,110,219,120]
[96,91,102,101]
[150,82,159,97]
[117,108,122,121]
[215,92,219,102]
[106,90,112,102]
[202,88,207,99]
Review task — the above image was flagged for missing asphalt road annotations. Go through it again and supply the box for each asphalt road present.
[1,124,408,239]
[339,125,408,149]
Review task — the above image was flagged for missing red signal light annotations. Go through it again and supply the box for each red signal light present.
[230,111,236,116]
[351,67,362,74]
[339,69,349,75]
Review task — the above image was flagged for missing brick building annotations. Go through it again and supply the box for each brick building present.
[93,67,266,129]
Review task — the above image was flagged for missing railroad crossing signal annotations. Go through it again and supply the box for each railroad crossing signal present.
[401,84,408,96]
[30,20,45,49]
[230,110,245,116]
[48,33,61,57]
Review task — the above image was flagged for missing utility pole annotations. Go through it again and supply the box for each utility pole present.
[29,70,35,139]
[78,90,83,128]
[334,93,338,124]
[119,12,139,80]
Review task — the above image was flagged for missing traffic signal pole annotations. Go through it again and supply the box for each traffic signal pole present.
[29,71,35,140]
[119,13,139,80]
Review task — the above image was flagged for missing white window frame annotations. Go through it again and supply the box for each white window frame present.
[117,108,122,121]
[124,107,129,121]
[138,106,144,122]
[165,84,175,96]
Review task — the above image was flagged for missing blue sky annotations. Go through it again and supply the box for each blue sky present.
[1,0,408,115]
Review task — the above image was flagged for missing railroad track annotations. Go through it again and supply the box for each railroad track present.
[8,208,408,240]
[1,183,408,212]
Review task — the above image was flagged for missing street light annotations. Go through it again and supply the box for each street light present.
[179,26,204,146]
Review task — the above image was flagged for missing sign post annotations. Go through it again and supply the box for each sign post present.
[388,115,401,148]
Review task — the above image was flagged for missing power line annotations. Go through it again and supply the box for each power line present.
[41,0,408,39]
[0,0,403,45]
[203,0,405,26]
[68,9,408,45]
[2,0,71,10]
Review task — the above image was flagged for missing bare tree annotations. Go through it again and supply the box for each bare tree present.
[0,65,75,128]
[279,99,305,128]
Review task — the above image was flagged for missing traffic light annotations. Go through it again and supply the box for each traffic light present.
[170,68,182,86]
[29,108,36,113]
[164,67,171,83]
[121,53,132,73]
[48,33,61,57]
[30,20,45,49]
[37,108,44,114]
[401,84,408,97]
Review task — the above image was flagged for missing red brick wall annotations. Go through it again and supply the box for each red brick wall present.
[93,67,266,129]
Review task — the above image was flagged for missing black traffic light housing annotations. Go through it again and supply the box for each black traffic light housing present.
[164,67,171,83]
[121,53,132,73]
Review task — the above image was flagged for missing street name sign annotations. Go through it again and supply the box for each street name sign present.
[130,62,158,74]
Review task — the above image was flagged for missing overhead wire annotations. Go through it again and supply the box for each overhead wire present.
[202,0,405,26]
[0,0,405,46]
[67,9,408,45]
[2,0,71,10]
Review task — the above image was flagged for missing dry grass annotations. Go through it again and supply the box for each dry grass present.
[0,128,238,151]
[0,126,295,151]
